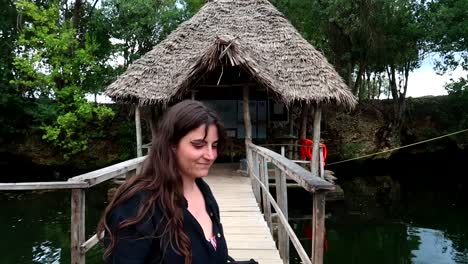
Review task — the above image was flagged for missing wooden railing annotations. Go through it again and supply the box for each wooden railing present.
[0,156,146,264]
[260,143,326,179]
[247,143,334,264]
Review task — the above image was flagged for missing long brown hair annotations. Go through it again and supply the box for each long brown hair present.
[97,100,226,264]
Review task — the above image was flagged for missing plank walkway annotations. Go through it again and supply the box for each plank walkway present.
[205,164,283,264]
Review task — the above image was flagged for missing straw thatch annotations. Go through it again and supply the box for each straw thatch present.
[105,0,357,108]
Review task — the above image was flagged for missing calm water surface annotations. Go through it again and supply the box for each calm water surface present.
[1,174,468,263]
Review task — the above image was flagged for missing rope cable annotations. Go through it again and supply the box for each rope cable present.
[327,128,468,166]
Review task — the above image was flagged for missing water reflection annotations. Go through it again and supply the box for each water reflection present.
[32,241,61,264]
[409,227,468,264]
[289,218,468,264]
[0,188,107,264]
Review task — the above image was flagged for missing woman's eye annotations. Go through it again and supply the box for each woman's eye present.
[192,143,204,149]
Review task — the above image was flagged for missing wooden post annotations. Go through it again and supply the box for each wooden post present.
[319,146,325,179]
[311,192,326,264]
[135,105,143,158]
[261,156,272,234]
[251,150,261,204]
[148,105,159,143]
[300,103,310,140]
[275,167,289,264]
[310,105,322,178]
[288,109,294,159]
[71,189,86,264]
[243,85,252,144]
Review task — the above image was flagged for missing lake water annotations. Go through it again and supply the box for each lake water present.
[2,184,467,264]
[1,149,468,263]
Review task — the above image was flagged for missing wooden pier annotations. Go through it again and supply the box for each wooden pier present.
[206,165,283,264]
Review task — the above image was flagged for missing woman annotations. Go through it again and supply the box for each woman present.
[97,100,228,264]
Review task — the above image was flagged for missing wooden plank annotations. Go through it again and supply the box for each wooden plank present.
[0,181,88,191]
[227,241,276,249]
[205,172,283,264]
[68,156,145,187]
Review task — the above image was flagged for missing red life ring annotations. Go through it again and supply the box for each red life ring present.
[299,138,327,165]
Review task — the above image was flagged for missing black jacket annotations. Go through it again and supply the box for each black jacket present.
[105,178,228,264]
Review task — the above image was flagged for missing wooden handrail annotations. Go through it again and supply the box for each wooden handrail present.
[81,234,99,254]
[248,160,311,263]
[247,143,333,264]
[249,143,333,192]
[68,156,146,187]
[0,181,89,190]
[0,155,147,264]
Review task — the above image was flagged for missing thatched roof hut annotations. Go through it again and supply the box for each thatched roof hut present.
[105,0,357,109]
[106,0,356,179]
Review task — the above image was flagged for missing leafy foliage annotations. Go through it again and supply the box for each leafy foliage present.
[424,0,468,73]
[12,0,114,159]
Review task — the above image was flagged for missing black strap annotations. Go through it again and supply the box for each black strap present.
[227,255,258,264]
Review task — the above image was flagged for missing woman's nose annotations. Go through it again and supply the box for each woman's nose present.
[204,147,216,160]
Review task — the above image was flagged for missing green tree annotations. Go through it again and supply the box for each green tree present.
[425,0,468,73]
[272,0,427,144]
[101,0,202,66]
[12,0,114,159]
[0,0,31,140]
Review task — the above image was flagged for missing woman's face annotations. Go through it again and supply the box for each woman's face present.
[175,124,219,180]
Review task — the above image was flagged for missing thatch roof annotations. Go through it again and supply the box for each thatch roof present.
[105,0,357,109]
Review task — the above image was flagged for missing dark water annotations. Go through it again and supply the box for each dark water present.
[1,148,467,263]
[0,189,106,264]
[287,146,468,264]
[288,188,468,264]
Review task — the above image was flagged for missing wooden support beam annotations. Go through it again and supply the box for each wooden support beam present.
[260,157,272,234]
[310,105,322,178]
[135,105,143,158]
[275,167,289,264]
[71,189,86,264]
[250,150,261,204]
[311,192,326,264]
[243,85,252,143]
[300,103,310,140]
